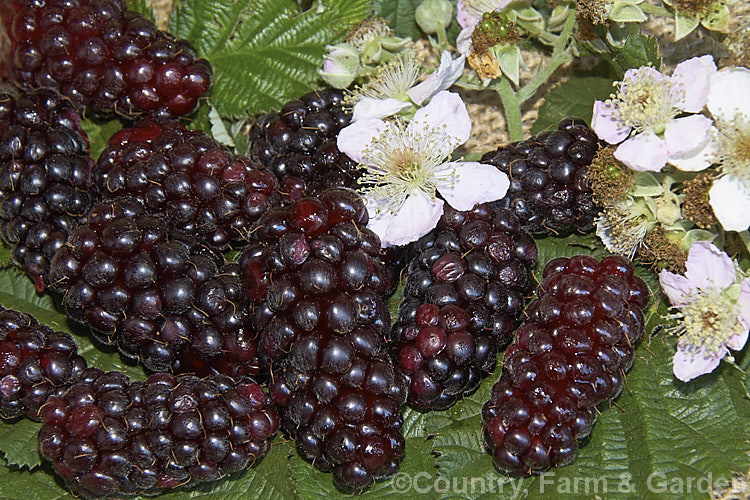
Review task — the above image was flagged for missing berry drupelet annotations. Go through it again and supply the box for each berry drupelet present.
[38,369,279,498]
[0,305,87,420]
[47,197,260,375]
[480,118,600,237]
[96,120,278,249]
[249,89,361,200]
[0,0,212,117]
[390,204,537,410]
[482,255,649,476]
[0,88,96,290]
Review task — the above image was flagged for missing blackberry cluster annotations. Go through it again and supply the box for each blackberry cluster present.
[96,120,278,249]
[480,118,600,236]
[249,89,361,200]
[0,89,96,290]
[482,255,649,475]
[240,188,392,367]
[1,0,212,117]
[47,198,260,375]
[240,188,406,491]
[38,369,279,498]
[391,204,537,410]
[269,328,407,492]
[0,305,87,420]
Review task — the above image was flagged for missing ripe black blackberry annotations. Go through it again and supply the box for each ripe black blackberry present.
[482,255,649,476]
[249,89,361,200]
[269,325,407,492]
[0,88,96,290]
[0,305,87,420]
[391,204,537,410]
[0,0,212,117]
[480,118,600,237]
[240,188,392,369]
[38,369,279,498]
[46,197,255,373]
[96,120,279,249]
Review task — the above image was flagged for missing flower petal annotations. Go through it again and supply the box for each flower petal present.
[364,194,399,248]
[407,52,465,106]
[456,0,474,28]
[613,132,669,172]
[591,100,631,144]
[673,342,724,382]
[668,125,718,172]
[434,161,510,211]
[411,91,471,145]
[381,191,445,247]
[737,278,750,329]
[659,269,696,305]
[670,54,716,113]
[727,330,749,351]
[664,114,712,158]
[709,175,750,232]
[336,119,387,163]
[352,97,411,121]
[707,68,750,123]
[684,240,735,291]
[456,27,473,56]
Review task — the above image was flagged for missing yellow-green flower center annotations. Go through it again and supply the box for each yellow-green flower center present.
[609,70,681,135]
[671,290,744,356]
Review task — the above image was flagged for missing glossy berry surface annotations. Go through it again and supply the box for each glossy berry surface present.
[482,255,649,476]
[47,197,260,375]
[96,120,278,249]
[38,370,278,498]
[0,305,87,420]
[481,118,600,236]
[249,89,361,200]
[0,89,96,290]
[391,204,537,410]
[0,0,212,117]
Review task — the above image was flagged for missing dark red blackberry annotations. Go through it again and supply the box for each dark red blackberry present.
[38,369,279,498]
[96,120,278,249]
[0,0,212,117]
[269,325,407,492]
[391,204,537,410]
[46,197,259,374]
[249,89,361,200]
[0,305,88,420]
[480,118,600,237]
[240,188,392,368]
[0,88,96,290]
[482,255,649,476]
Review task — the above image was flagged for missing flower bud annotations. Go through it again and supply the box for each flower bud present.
[415,0,453,34]
[318,44,361,88]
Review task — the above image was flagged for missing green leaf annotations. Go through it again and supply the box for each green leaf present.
[607,34,661,76]
[0,460,71,500]
[125,0,155,21]
[371,0,423,39]
[0,242,12,269]
[169,0,369,117]
[0,419,42,470]
[531,75,613,133]
[609,0,647,23]
[674,10,700,40]
[81,118,123,162]
[0,269,147,378]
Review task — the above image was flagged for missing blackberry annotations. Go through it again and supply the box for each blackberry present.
[38,370,279,498]
[269,326,407,492]
[391,204,537,410]
[249,89,361,200]
[0,305,87,420]
[0,88,96,290]
[240,188,392,368]
[1,0,212,117]
[480,118,600,236]
[482,255,649,476]
[46,197,254,373]
[96,120,278,249]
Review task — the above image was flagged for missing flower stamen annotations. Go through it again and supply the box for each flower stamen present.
[347,53,422,106]
[713,113,750,183]
[606,70,683,135]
